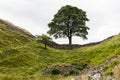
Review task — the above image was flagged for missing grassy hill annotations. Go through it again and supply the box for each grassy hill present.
[0,19,34,50]
[0,19,120,80]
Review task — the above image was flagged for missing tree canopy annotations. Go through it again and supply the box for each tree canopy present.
[48,5,89,44]
[36,34,52,49]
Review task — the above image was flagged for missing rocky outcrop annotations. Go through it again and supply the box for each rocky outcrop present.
[88,70,102,80]
[43,63,87,76]
[72,53,120,80]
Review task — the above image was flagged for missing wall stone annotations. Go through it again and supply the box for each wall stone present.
[40,35,114,50]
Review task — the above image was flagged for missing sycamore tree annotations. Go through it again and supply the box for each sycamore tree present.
[36,34,52,49]
[47,5,89,45]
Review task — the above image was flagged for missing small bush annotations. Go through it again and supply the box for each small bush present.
[51,69,61,75]
[107,71,114,76]
[72,62,87,71]
[68,70,79,75]
[103,66,109,71]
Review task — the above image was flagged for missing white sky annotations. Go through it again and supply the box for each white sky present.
[0,0,120,44]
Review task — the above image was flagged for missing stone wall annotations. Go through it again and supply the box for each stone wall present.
[41,35,114,50]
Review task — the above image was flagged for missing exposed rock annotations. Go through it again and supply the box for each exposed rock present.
[43,63,87,76]
[72,53,120,80]
[88,70,102,80]
[71,78,75,80]
[106,76,119,80]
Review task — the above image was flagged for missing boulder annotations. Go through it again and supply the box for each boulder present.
[88,70,102,80]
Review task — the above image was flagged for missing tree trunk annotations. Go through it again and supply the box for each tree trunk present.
[68,36,72,45]
[44,41,47,49]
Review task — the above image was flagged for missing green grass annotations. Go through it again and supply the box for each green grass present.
[0,33,120,80]
[1,21,120,79]
[0,23,33,50]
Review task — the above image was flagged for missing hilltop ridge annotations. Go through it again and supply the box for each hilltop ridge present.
[0,19,34,49]
[0,19,34,38]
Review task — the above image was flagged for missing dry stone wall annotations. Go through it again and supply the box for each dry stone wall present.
[42,35,114,50]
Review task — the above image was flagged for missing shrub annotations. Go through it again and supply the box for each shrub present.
[51,69,61,75]
[72,62,87,70]
[107,71,114,76]
[103,66,109,71]
[68,70,79,75]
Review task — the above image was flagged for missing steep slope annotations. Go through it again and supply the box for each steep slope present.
[0,19,34,50]
[0,19,34,38]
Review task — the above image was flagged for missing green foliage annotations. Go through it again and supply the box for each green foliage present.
[103,66,109,72]
[36,34,52,49]
[48,5,89,44]
[51,69,61,75]
[65,70,77,76]
[103,61,120,74]
[36,34,52,41]
[72,62,87,70]
[107,71,114,76]
[1,20,120,79]
[67,70,79,76]
[0,34,120,79]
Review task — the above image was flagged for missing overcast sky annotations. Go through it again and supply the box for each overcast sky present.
[0,0,120,44]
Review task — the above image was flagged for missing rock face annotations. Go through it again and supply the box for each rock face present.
[88,70,102,80]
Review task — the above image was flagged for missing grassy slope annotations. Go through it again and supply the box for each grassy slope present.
[0,19,34,38]
[0,20,120,79]
[0,34,120,80]
[0,23,33,50]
